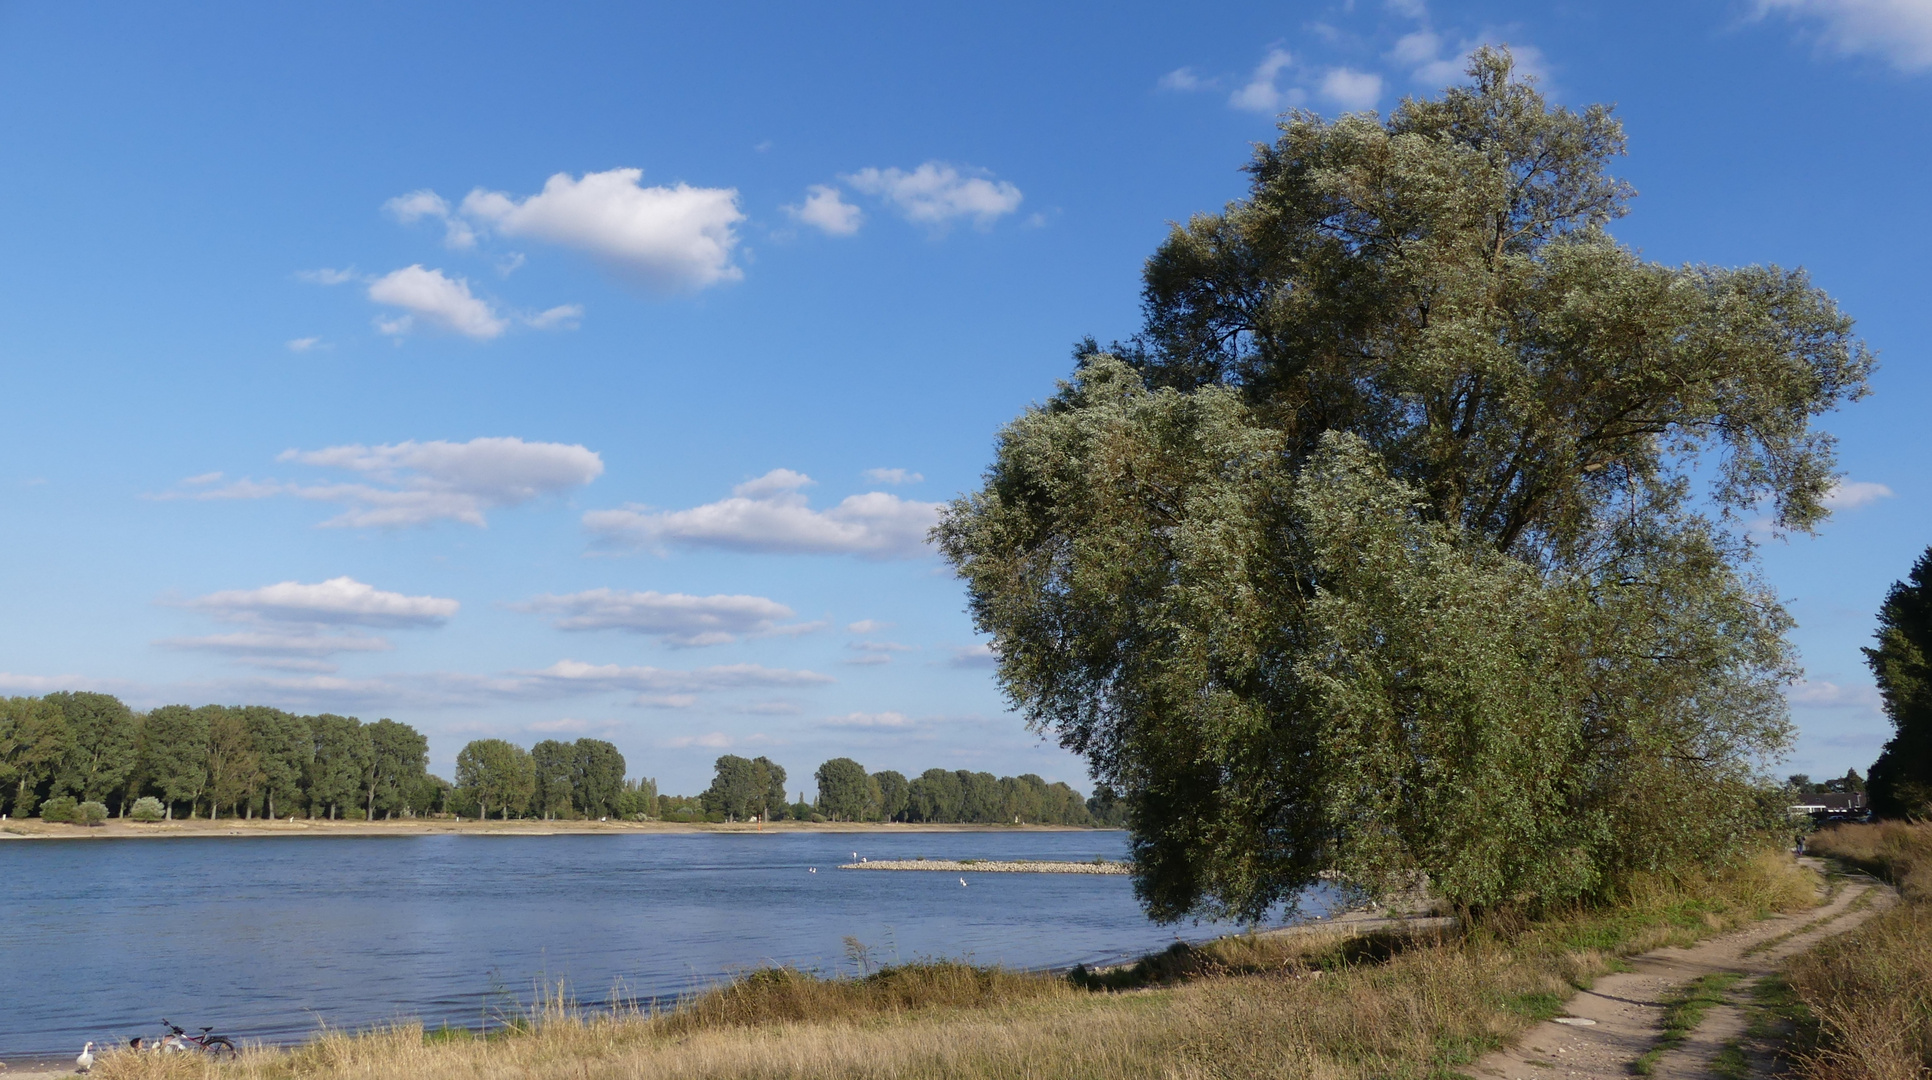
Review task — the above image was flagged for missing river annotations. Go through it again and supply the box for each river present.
[0,830,1337,1059]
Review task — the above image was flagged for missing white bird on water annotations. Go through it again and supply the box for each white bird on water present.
[808,867,817,873]
[76,1043,95,1073]
[959,877,968,887]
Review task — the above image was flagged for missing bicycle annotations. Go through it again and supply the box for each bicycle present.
[159,1020,237,1055]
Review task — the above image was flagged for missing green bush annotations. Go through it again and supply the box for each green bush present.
[130,797,166,822]
[77,801,108,826]
[38,796,79,823]
[343,807,366,821]
[704,811,726,824]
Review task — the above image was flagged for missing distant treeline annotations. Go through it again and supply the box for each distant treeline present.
[2,692,437,821]
[0,693,655,824]
[1,692,1109,828]
[675,754,1123,826]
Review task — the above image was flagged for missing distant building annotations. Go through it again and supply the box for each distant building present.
[1788,791,1868,818]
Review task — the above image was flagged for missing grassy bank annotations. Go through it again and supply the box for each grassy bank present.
[1781,821,1932,1080]
[85,850,1816,1080]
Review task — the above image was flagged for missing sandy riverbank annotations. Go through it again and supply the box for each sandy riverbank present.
[0,818,1112,841]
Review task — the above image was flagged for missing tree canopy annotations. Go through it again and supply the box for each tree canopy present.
[937,50,1867,920]
[1866,546,1932,818]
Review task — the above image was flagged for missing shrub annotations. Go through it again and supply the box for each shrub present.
[77,801,108,825]
[130,797,165,822]
[38,795,79,823]
[343,807,366,821]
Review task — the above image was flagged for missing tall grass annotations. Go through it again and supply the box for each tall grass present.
[90,850,1816,1080]
[1785,822,1932,1080]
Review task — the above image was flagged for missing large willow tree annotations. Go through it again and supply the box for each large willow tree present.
[936,50,1872,920]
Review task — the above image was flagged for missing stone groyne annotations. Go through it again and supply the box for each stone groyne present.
[838,858,1130,874]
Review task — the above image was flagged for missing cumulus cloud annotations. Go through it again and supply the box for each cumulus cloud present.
[1755,0,1932,71]
[843,163,1023,230]
[846,619,890,634]
[1230,48,1301,112]
[661,731,740,749]
[286,337,325,352]
[384,189,478,248]
[1321,67,1384,110]
[584,469,943,559]
[367,266,508,340]
[847,640,916,667]
[862,467,922,485]
[785,184,864,236]
[516,588,804,647]
[187,577,459,628]
[1824,479,1894,510]
[458,168,744,291]
[161,437,603,528]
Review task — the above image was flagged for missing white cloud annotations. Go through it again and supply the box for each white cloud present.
[843,163,1023,230]
[164,437,602,528]
[846,640,916,667]
[524,304,584,331]
[1389,30,1440,68]
[862,467,923,485]
[948,643,998,669]
[1158,67,1205,91]
[384,189,477,248]
[583,469,943,559]
[662,731,738,749]
[528,716,625,734]
[1823,480,1894,510]
[785,184,864,236]
[286,337,325,352]
[1756,0,1932,71]
[1385,0,1429,18]
[187,577,459,628]
[528,659,834,694]
[1321,67,1384,110]
[1787,680,1883,709]
[157,631,394,657]
[367,265,509,340]
[516,588,802,647]
[286,437,603,528]
[819,711,914,729]
[184,472,224,486]
[1230,48,1301,113]
[742,700,801,715]
[846,619,891,634]
[297,268,356,285]
[459,168,744,291]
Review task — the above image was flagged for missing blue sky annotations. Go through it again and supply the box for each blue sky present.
[0,0,1925,794]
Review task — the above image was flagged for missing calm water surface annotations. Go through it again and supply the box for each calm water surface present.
[0,831,1336,1058]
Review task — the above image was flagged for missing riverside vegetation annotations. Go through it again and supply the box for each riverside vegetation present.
[83,850,1819,1080]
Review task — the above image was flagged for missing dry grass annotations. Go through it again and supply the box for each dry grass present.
[88,851,1817,1080]
[1784,821,1932,1080]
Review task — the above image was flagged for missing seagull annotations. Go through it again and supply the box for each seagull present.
[959,877,968,887]
[808,867,817,873]
[77,1042,95,1073]
[851,851,858,859]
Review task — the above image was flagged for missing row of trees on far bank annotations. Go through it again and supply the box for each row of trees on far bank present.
[450,737,655,820]
[678,754,1114,826]
[0,692,433,821]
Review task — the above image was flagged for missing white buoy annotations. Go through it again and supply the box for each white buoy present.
[77,1042,95,1073]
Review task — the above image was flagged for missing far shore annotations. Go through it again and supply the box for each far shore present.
[0,817,1116,841]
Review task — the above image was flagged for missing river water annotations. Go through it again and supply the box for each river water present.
[0,830,1337,1058]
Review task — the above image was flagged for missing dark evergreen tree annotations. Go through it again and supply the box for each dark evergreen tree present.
[1866,546,1932,818]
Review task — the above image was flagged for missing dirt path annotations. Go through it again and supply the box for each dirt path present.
[1472,859,1894,1080]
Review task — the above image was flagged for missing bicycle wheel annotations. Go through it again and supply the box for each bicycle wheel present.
[205,1037,237,1056]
